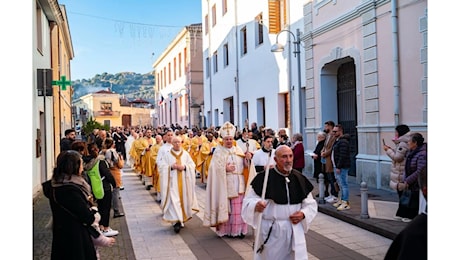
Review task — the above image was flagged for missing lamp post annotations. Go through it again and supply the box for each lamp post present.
[179,86,191,129]
[271,28,302,135]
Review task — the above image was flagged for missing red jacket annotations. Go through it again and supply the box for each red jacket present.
[292,142,305,170]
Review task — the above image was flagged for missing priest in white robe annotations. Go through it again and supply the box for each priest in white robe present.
[157,135,199,233]
[242,145,318,260]
[203,121,248,238]
[156,129,174,202]
[246,135,276,194]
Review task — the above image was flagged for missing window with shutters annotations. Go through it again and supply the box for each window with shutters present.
[222,0,228,15]
[36,1,43,54]
[168,62,171,84]
[240,26,247,55]
[174,57,177,81]
[178,53,182,77]
[255,13,264,46]
[268,0,286,34]
[223,43,229,67]
[205,14,209,34]
[212,4,217,27]
[213,51,218,73]
[206,57,210,78]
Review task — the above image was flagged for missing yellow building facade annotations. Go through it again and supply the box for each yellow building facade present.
[33,0,74,195]
[74,90,154,128]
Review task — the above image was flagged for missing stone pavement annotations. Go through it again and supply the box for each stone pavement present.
[33,166,401,259]
[310,176,408,240]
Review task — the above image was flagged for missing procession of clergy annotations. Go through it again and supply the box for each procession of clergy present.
[125,121,318,260]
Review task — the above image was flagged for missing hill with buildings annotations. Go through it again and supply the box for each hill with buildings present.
[71,72,155,101]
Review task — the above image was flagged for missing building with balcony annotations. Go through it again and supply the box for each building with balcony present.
[73,90,153,129]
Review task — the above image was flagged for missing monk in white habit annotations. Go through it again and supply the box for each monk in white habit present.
[157,135,199,233]
[203,121,248,238]
[242,145,318,260]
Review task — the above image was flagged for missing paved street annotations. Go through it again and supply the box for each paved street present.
[34,166,395,259]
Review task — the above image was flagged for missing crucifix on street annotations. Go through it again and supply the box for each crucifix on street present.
[52,75,71,90]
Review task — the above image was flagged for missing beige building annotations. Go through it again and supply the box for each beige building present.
[73,90,153,128]
[153,23,204,129]
[33,0,74,195]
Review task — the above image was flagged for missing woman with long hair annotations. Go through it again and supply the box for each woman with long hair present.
[396,133,427,222]
[42,150,114,259]
[383,124,411,220]
[104,138,125,218]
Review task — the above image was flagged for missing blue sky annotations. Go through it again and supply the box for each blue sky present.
[59,0,202,80]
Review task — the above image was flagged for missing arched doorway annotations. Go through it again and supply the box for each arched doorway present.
[337,61,358,176]
[320,57,358,176]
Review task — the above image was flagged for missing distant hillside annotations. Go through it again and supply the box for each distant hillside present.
[72,72,155,101]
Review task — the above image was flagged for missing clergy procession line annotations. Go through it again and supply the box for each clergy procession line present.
[121,121,318,259]
[36,121,405,259]
[43,122,404,259]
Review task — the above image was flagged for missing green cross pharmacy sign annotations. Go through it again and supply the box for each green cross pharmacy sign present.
[52,75,71,90]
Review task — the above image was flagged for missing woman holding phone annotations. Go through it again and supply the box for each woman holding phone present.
[383,124,411,221]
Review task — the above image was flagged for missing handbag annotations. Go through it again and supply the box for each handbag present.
[116,156,124,169]
[399,189,419,209]
[52,188,101,238]
[86,160,105,199]
[111,150,124,169]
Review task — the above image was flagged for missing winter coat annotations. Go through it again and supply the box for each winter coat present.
[385,132,410,190]
[321,134,337,173]
[404,143,427,191]
[42,180,98,260]
[313,140,325,178]
[292,141,305,171]
[332,134,351,169]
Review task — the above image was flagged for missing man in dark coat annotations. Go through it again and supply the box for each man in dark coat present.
[331,124,351,211]
[60,129,76,152]
[112,127,128,160]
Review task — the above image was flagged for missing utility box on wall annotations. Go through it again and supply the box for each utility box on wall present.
[37,69,53,96]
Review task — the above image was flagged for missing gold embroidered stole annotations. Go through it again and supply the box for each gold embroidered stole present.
[170,150,187,220]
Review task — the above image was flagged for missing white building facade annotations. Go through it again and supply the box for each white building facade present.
[202,0,428,190]
[201,0,306,135]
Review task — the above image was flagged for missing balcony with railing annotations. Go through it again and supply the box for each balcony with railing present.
[94,110,121,117]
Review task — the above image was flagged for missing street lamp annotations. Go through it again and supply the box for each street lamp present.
[271,28,302,135]
[179,86,191,129]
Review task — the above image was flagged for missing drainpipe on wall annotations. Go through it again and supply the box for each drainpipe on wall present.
[207,0,213,127]
[391,0,400,126]
[234,0,240,127]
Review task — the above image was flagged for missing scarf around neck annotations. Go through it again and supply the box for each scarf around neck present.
[52,174,93,201]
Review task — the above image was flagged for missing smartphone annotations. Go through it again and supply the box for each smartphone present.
[382,139,386,146]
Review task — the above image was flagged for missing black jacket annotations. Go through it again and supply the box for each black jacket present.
[60,138,74,152]
[332,134,351,169]
[42,181,97,260]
